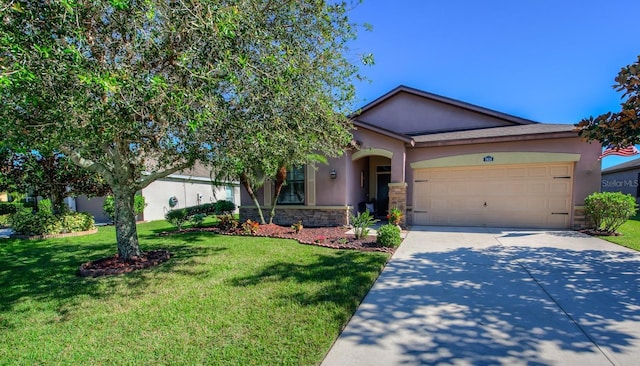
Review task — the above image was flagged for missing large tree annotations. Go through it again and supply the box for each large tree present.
[1,1,367,259]
[0,149,111,212]
[576,55,640,148]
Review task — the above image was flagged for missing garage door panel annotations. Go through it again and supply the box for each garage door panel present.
[413,163,573,229]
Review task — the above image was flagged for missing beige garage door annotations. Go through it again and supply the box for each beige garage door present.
[413,163,573,228]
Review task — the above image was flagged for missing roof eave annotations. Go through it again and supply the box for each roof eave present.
[413,131,578,147]
[352,119,415,145]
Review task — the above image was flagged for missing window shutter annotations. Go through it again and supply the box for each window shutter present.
[306,164,316,206]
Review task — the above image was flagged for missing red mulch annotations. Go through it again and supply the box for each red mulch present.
[79,224,393,278]
[78,249,171,278]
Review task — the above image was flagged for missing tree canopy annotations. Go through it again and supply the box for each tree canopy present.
[576,55,640,148]
[0,0,368,259]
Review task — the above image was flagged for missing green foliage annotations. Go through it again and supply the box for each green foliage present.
[214,200,236,215]
[377,224,402,248]
[350,211,379,240]
[60,212,95,233]
[585,192,637,233]
[103,196,114,220]
[217,214,239,231]
[38,199,53,215]
[0,202,17,215]
[103,194,145,221]
[387,207,403,226]
[0,214,11,228]
[0,0,368,259]
[576,55,640,147]
[165,201,236,230]
[165,209,188,231]
[189,213,206,228]
[8,209,95,236]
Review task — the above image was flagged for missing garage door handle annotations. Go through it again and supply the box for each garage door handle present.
[551,212,569,215]
[414,210,428,213]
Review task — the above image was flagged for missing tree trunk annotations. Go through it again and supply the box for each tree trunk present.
[113,186,141,260]
[50,189,65,214]
[240,172,266,224]
[269,165,287,224]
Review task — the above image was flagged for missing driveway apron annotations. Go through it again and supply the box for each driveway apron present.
[321,226,640,366]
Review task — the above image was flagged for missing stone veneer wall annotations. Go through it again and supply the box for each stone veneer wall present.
[240,206,351,227]
[572,205,587,229]
[388,183,407,228]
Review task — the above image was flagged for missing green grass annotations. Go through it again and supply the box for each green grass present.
[599,215,640,251]
[0,220,389,365]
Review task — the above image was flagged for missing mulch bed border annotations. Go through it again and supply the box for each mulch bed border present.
[11,228,98,240]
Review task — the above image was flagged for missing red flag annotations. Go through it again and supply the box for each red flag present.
[599,145,640,159]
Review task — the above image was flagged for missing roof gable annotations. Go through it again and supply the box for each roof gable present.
[352,85,537,135]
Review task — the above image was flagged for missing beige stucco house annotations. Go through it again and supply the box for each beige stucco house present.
[240,86,602,229]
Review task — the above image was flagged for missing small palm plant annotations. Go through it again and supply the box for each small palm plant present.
[350,211,379,239]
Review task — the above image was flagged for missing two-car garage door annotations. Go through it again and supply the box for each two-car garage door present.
[413,163,573,229]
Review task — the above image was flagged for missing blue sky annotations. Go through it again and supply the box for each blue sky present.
[347,0,640,168]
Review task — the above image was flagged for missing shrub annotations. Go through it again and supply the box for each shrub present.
[377,224,401,247]
[350,211,378,239]
[9,209,62,236]
[585,191,637,233]
[291,220,303,234]
[190,213,206,228]
[38,199,53,214]
[60,212,95,233]
[0,202,18,215]
[217,214,239,231]
[387,207,403,226]
[165,208,188,230]
[215,200,236,215]
[241,219,259,235]
[103,194,146,221]
[9,209,95,236]
[0,214,11,228]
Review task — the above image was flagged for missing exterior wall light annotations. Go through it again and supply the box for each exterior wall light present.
[330,168,337,179]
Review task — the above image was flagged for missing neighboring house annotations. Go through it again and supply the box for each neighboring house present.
[240,85,602,229]
[601,157,640,203]
[75,164,240,223]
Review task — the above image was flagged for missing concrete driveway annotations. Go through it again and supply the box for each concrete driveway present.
[322,226,640,366]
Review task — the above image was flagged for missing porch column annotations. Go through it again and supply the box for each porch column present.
[388,182,407,228]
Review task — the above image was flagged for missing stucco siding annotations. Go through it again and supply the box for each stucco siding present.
[406,137,601,208]
[357,91,515,135]
[142,178,232,222]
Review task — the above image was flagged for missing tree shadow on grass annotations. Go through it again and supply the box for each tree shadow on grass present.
[229,250,389,322]
[0,236,227,328]
[329,245,640,365]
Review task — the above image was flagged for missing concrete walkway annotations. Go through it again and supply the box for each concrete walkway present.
[322,226,640,366]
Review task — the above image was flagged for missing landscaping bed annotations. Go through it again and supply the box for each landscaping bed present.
[80,223,393,277]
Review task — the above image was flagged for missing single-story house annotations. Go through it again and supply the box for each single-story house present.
[601,157,640,203]
[75,164,240,223]
[240,85,602,229]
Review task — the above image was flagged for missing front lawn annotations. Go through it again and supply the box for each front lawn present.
[0,220,389,365]
[599,216,640,251]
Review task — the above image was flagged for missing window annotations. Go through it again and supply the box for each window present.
[278,166,305,205]
[225,186,235,204]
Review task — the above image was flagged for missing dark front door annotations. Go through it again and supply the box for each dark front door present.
[376,170,391,217]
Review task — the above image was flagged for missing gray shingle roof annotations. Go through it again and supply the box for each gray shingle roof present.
[601,157,640,174]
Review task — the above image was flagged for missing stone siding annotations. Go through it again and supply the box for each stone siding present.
[388,183,407,228]
[240,206,351,227]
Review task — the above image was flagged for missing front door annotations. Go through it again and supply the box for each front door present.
[376,166,391,217]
